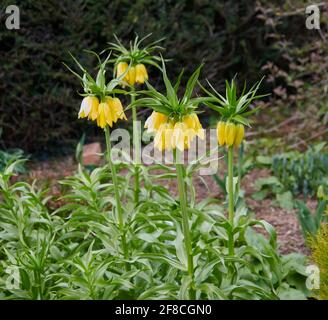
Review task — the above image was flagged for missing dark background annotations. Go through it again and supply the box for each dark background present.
[0,0,327,157]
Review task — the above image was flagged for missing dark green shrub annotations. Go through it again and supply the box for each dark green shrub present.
[0,0,327,153]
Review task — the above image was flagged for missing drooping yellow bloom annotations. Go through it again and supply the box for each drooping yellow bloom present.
[164,121,175,151]
[145,111,168,133]
[97,102,109,129]
[127,66,136,85]
[106,97,127,124]
[216,121,226,146]
[225,122,236,146]
[89,98,100,121]
[172,122,187,151]
[116,62,128,79]
[116,62,148,86]
[233,124,245,148]
[216,121,245,148]
[79,95,126,129]
[135,64,148,84]
[145,112,203,151]
[183,113,205,140]
[154,123,166,151]
[78,96,99,119]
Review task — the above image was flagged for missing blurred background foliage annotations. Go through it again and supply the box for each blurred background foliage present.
[0,0,327,156]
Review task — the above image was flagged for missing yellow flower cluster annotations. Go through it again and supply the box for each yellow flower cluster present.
[78,96,127,129]
[145,112,204,151]
[216,121,245,148]
[116,62,148,86]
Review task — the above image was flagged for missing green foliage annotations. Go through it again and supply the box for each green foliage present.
[109,34,163,68]
[253,143,328,209]
[0,160,308,300]
[202,78,266,126]
[0,149,27,174]
[295,199,328,242]
[310,223,328,300]
[213,143,253,197]
[271,143,328,199]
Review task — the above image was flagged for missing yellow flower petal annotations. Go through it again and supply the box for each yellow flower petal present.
[113,98,127,120]
[88,98,100,121]
[172,122,186,151]
[225,122,236,146]
[97,103,107,128]
[79,96,99,119]
[153,112,168,131]
[154,124,165,151]
[164,121,174,150]
[135,64,148,84]
[128,67,136,85]
[233,124,245,148]
[183,114,195,129]
[102,99,113,127]
[217,121,226,146]
[145,112,155,131]
[116,62,128,79]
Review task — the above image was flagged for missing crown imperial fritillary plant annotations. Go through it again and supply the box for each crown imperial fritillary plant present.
[203,78,267,255]
[130,60,212,298]
[109,34,164,204]
[109,34,163,86]
[134,61,206,152]
[65,51,129,261]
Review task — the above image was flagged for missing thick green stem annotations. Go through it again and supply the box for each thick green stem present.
[227,146,235,256]
[174,149,195,300]
[105,126,128,259]
[131,92,140,205]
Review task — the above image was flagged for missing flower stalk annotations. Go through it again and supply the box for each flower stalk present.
[227,145,235,256]
[105,125,128,260]
[174,149,195,300]
[131,91,141,205]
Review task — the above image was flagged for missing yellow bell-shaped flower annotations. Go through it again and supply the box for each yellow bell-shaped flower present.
[127,66,136,86]
[225,122,236,146]
[135,64,148,84]
[116,62,128,80]
[182,113,204,140]
[97,102,109,129]
[172,122,187,151]
[216,121,226,146]
[154,123,166,151]
[145,112,168,133]
[78,96,98,119]
[233,124,245,148]
[78,96,99,119]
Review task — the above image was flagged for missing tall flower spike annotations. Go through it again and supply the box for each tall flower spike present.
[109,34,164,87]
[133,59,209,152]
[201,77,267,148]
[65,51,128,129]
